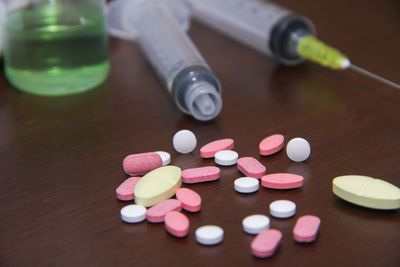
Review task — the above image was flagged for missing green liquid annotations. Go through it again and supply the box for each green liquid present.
[3,3,109,96]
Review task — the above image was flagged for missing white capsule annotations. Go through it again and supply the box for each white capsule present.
[242,214,270,234]
[269,200,296,218]
[215,150,238,166]
[155,151,171,165]
[173,130,197,154]
[286,137,311,162]
[234,177,259,193]
[120,204,146,223]
[195,225,224,245]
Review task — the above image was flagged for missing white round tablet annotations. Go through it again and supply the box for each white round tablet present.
[215,150,238,166]
[269,200,296,218]
[286,137,311,162]
[242,214,270,234]
[173,130,197,154]
[195,225,224,245]
[234,177,259,193]
[120,204,146,223]
[155,151,171,165]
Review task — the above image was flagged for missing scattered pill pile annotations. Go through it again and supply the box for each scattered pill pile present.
[116,130,321,258]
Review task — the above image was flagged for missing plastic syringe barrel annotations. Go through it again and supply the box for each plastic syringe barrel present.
[188,0,315,66]
[132,0,222,121]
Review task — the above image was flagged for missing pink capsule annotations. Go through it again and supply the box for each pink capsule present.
[146,199,182,223]
[259,134,284,156]
[182,166,220,184]
[122,152,163,176]
[261,173,303,189]
[164,211,189,238]
[200,138,234,158]
[115,177,141,201]
[293,215,321,243]
[237,157,266,178]
[176,188,201,212]
[251,229,282,258]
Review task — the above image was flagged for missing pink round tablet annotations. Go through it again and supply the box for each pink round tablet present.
[293,215,321,243]
[251,229,282,258]
[259,134,284,156]
[116,177,141,201]
[164,211,189,238]
[237,157,266,179]
[200,138,234,158]
[261,173,304,189]
[182,166,220,184]
[146,199,182,223]
[176,188,201,212]
[122,152,163,176]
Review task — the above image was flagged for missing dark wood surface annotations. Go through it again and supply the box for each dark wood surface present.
[1,0,399,266]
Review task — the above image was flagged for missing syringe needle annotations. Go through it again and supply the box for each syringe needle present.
[348,64,400,90]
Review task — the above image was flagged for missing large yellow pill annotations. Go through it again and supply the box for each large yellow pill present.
[134,166,182,207]
[332,175,400,210]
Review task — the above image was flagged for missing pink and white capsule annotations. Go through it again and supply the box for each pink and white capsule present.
[182,166,220,184]
[259,134,284,156]
[293,215,321,243]
[176,188,201,212]
[146,199,182,223]
[237,157,266,178]
[164,211,189,238]
[200,138,234,158]
[251,229,282,258]
[261,173,304,189]
[116,177,141,201]
[122,152,168,176]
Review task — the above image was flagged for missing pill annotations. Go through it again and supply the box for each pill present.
[195,225,224,245]
[251,229,282,258]
[237,157,266,178]
[293,215,321,243]
[176,188,201,212]
[134,166,182,207]
[120,204,146,223]
[259,134,284,156]
[200,138,234,158]
[182,166,220,184]
[242,214,270,235]
[116,177,141,201]
[269,200,296,218]
[155,151,171,165]
[146,199,182,223]
[234,177,259,193]
[164,211,189,238]
[286,138,311,162]
[332,175,400,210]
[122,152,163,176]
[261,173,303,190]
[173,130,197,154]
[215,150,238,166]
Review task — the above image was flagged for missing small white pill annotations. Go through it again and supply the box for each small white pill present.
[215,150,238,166]
[120,204,146,223]
[195,225,224,245]
[173,130,197,154]
[242,214,270,234]
[269,200,296,218]
[234,177,259,193]
[155,151,171,165]
[286,137,311,162]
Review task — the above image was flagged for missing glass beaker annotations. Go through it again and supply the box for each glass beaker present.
[2,0,109,96]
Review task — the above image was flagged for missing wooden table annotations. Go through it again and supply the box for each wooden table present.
[1,0,399,266]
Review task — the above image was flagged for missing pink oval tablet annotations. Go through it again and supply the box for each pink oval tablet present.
[259,134,284,156]
[261,173,304,189]
[176,188,201,212]
[251,229,282,258]
[146,199,182,223]
[116,177,141,201]
[200,138,234,158]
[237,157,266,178]
[293,215,321,243]
[182,166,220,183]
[123,152,163,176]
[164,211,189,238]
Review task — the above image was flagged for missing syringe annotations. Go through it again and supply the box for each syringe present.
[186,0,400,90]
[107,0,222,121]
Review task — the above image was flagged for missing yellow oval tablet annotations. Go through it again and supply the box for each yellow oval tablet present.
[332,175,400,210]
[134,166,182,207]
